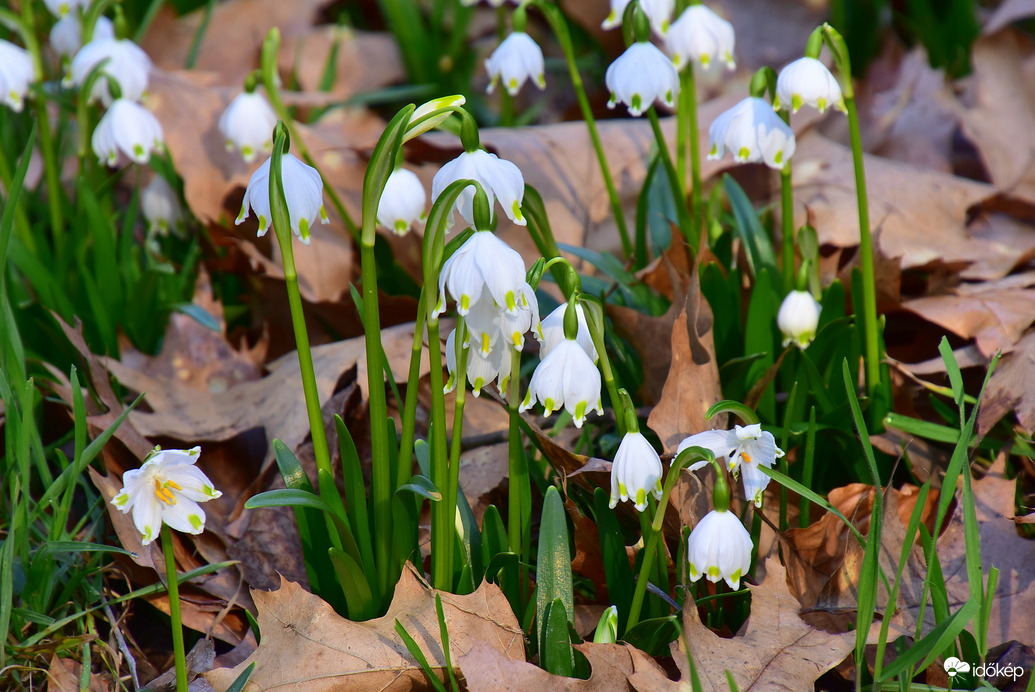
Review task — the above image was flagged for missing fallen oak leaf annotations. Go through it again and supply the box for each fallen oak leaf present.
[204,565,524,691]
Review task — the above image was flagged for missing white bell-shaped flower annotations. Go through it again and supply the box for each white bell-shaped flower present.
[708,96,795,170]
[486,32,546,97]
[68,37,152,106]
[777,290,822,348]
[51,15,114,58]
[444,328,513,397]
[686,509,753,589]
[142,175,185,237]
[775,57,845,114]
[431,149,526,227]
[236,153,328,244]
[434,230,527,318]
[42,0,88,17]
[609,431,664,512]
[92,98,164,166]
[377,167,426,236]
[537,302,597,362]
[602,0,675,36]
[520,338,603,428]
[678,424,784,507]
[218,91,277,163]
[666,5,735,71]
[111,447,222,546]
[0,40,35,113]
[605,42,679,117]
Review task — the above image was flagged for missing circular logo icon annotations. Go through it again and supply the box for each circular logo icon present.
[943,657,971,678]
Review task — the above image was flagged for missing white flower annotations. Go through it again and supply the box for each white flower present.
[236,153,328,244]
[486,32,546,97]
[686,509,753,589]
[0,41,35,113]
[678,424,784,507]
[520,339,603,427]
[111,447,222,546]
[142,175,185,236]
[42,0,88,17]
[775,57,845,114]
[405,94,466,142]
[68,37,152,106]
[708,96,795,170]
[92,99,164,166]
[667,5,735,71]
[51,15,114,58]
[537,302,597,363]
[218,91,277,163]
[605,42,679,117]
[377,167,426,235]
[609,432,664,511]
[601,0,675,36]
[777,290,821,348]
[434,230,527,318]
[445,328,513,397]
[431,149,526,227]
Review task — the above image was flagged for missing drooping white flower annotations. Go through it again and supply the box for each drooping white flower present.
[444,328,513,397]
[377,167,426,236]
[236,153,328,244]
[92,98,165,166]
[775,57,845,114]
[0,41,35,113]
[520,338,603,428]
[68,37,152,106]
[51,14,115,58]
[605,42,679,117]
[708,96,795,170]
[486,32,546,97]
[601,0,675,36]
[111,447,222,546]
[42,0,89,17]
[686,509,753,589]
[777,290,821,348]
[666,5,735,72]
[537,302,597,363]
[609,431,664,512]
[431,149,526,227]
[434,230,527,318]
[218,91,277,164]
[142,175,185,237]
[678,424,784,507]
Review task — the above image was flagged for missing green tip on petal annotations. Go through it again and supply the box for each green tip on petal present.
[635,487,646,508]
[709,144,719,156]
[689,563,700,579]
[631,94,642,112]
[791,94,803,113]
[258,215,268,230]
[203,484,216,496]
[506,292,517,311]
[730,568,742,588]
[543,397,556,414]
[242,145,254,157]
[319,205,329,223]
[143,526,154,542]
[512,199,524,222]
[700,55,710,68]
[664,90,673,104]
[394,220,408,234]
[618,481,628,499]
[472,377,485,394]
[298,217,311,241]
[188,514,203,530]
[707,566,721,580]
[460,294,470,312]
[774,151,783,165]
[133,144,145,159]
[817,97,827,112]
[114,493,128,506]
[737,146,750,160]
[574,400,587,421]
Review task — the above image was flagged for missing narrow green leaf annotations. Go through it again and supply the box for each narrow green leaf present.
[435,594,459,691]
[395,619,448,692]
[397,475,442,502]
[877,599,979,681]
[536,486,574,651]
[328,548,378,621]
[723,174,777,280]
[593,488,633,634]
[541,598,574,677]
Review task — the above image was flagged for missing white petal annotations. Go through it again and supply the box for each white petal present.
[161,495,207,534]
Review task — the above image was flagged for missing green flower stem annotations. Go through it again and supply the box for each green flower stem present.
[426,311,451,589]
[584,301,624,435]
[780,163,794,293]
[496,6,515,127]
[507,342,529,590]
[397,291,427,490]
[261,29,359,240]
[444,318,470,586]
[0,134,35,255]
[680,66,703,246]
[160,526,188,692]
[537,1,633,259]
[647,107,693,248]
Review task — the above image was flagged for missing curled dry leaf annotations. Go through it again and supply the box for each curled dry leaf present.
[204,566,524,691]
[979,330,1035,434]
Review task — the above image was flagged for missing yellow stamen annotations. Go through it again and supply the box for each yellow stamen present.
[742,452,752,465]
[154,479,177,505]
[166,480,182,491]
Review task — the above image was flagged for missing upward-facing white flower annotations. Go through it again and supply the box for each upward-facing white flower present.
[236,153,328,244]
[377,167,426,236]
[537,302,597,362]
[91,99,164,166]
[678,424,784,507]
[111,447,222,546]
[0,40,35,113]
[68,37,152,106]
[609,431,664,512]
[777,290,821,348]
[142,175,185,237]
[486,32,546,97]
[687,509,753,589]
[42,0,88,17]
[431,149,526,227]
[775,57,845,114]
[601,0,675,36]
[218,91,277,163]
[605,42,679,117]
[667,5,735,71]
[708,96,795,170]
[51,15,115,58]
[520,338,603,428]
[435,230,527,318]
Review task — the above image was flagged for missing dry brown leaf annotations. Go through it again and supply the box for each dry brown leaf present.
[280,27,404,100]
[675,558,864,691]
[978,331,1035,434]
[47,654,108,692]
[205,566,524,691]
